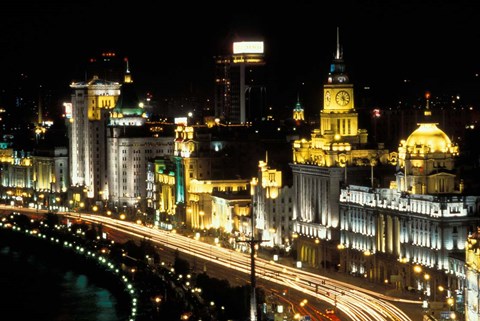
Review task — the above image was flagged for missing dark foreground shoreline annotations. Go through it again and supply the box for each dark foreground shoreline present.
[0,229,131,320]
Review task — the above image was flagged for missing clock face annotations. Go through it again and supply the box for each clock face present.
[325,91,331,106]
[335,90,350,106]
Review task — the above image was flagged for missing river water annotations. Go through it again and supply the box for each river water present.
[0,234,128,321]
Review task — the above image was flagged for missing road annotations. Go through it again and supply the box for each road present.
[2,207,422,321]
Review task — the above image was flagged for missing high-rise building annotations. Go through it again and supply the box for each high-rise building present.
[214,41,266,124]
[107,73,175,213]
[70,56,176,214]
[68,76,120,204]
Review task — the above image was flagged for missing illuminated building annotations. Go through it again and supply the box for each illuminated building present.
[0,150,33,206]
[106,65,174,215]
[214,41,266,124]
[290,29,393,268]
[146,158,178,229]
[106,131,174,214]
[211,189,251,236]
[68,56,175,214]
[466,228,480,321]
[155,118,283,231]
[0,144,68,209]
[251,157,293,249]
[171,121,255,229]
[339,101,480,312]
[32,147,70,193]
[31,147,69,208]
[292,98,304,122]
[69,76,120,204]
[188,179,249,230]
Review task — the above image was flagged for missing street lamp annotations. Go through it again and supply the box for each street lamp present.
[130,268,136,281]
[152,295,162,313]
[243,163,281,321]
[413,265,430,310]
[363,250,373,281]
[413,265,422,296]
[55,197,61,211]
[39,193,44,211]
[423,273,431,310]
[337,244,347,273]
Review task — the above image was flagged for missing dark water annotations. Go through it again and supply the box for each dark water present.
[0,239,126,321]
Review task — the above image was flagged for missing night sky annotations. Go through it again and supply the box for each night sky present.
[1,0,480,112]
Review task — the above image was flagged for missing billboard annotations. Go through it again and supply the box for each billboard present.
[63,102,72,119]
[233,41,264,54]
[174,117,188,125]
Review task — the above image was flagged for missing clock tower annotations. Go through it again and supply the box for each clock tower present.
[320,28,358,139]
[290,28,393,271]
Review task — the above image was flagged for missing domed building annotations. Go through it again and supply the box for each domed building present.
[338,98,480,318]
[396,103,460,195]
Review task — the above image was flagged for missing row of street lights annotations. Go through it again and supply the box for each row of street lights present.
[413,265,459,320]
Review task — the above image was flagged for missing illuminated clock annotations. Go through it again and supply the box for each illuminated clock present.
[335,90,350,106]
[325,91,331,106]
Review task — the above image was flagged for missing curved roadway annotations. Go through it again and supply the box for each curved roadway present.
[1,208,422,321]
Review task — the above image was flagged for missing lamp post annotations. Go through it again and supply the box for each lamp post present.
[38,193,44,212]
[238,179,266,321]
[424,273,430,311]
[337,243,347,273]
[447,296,456,320]
[242,162,281,321]
[364,250,373,281]
[249,226,257,321]
[413,265,430,311]
[413,265,422,296]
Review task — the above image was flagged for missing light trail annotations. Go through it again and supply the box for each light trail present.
[20,211,422,321]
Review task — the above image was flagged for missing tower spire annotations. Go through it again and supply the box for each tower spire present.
[125,57,130,74]
[37,85,42,125]
[424,91,432,118]
[328,27,348,84]
[124,57,132,83]
[336,27,341,60]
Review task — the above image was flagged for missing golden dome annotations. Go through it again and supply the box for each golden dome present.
[405,123,451,152]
